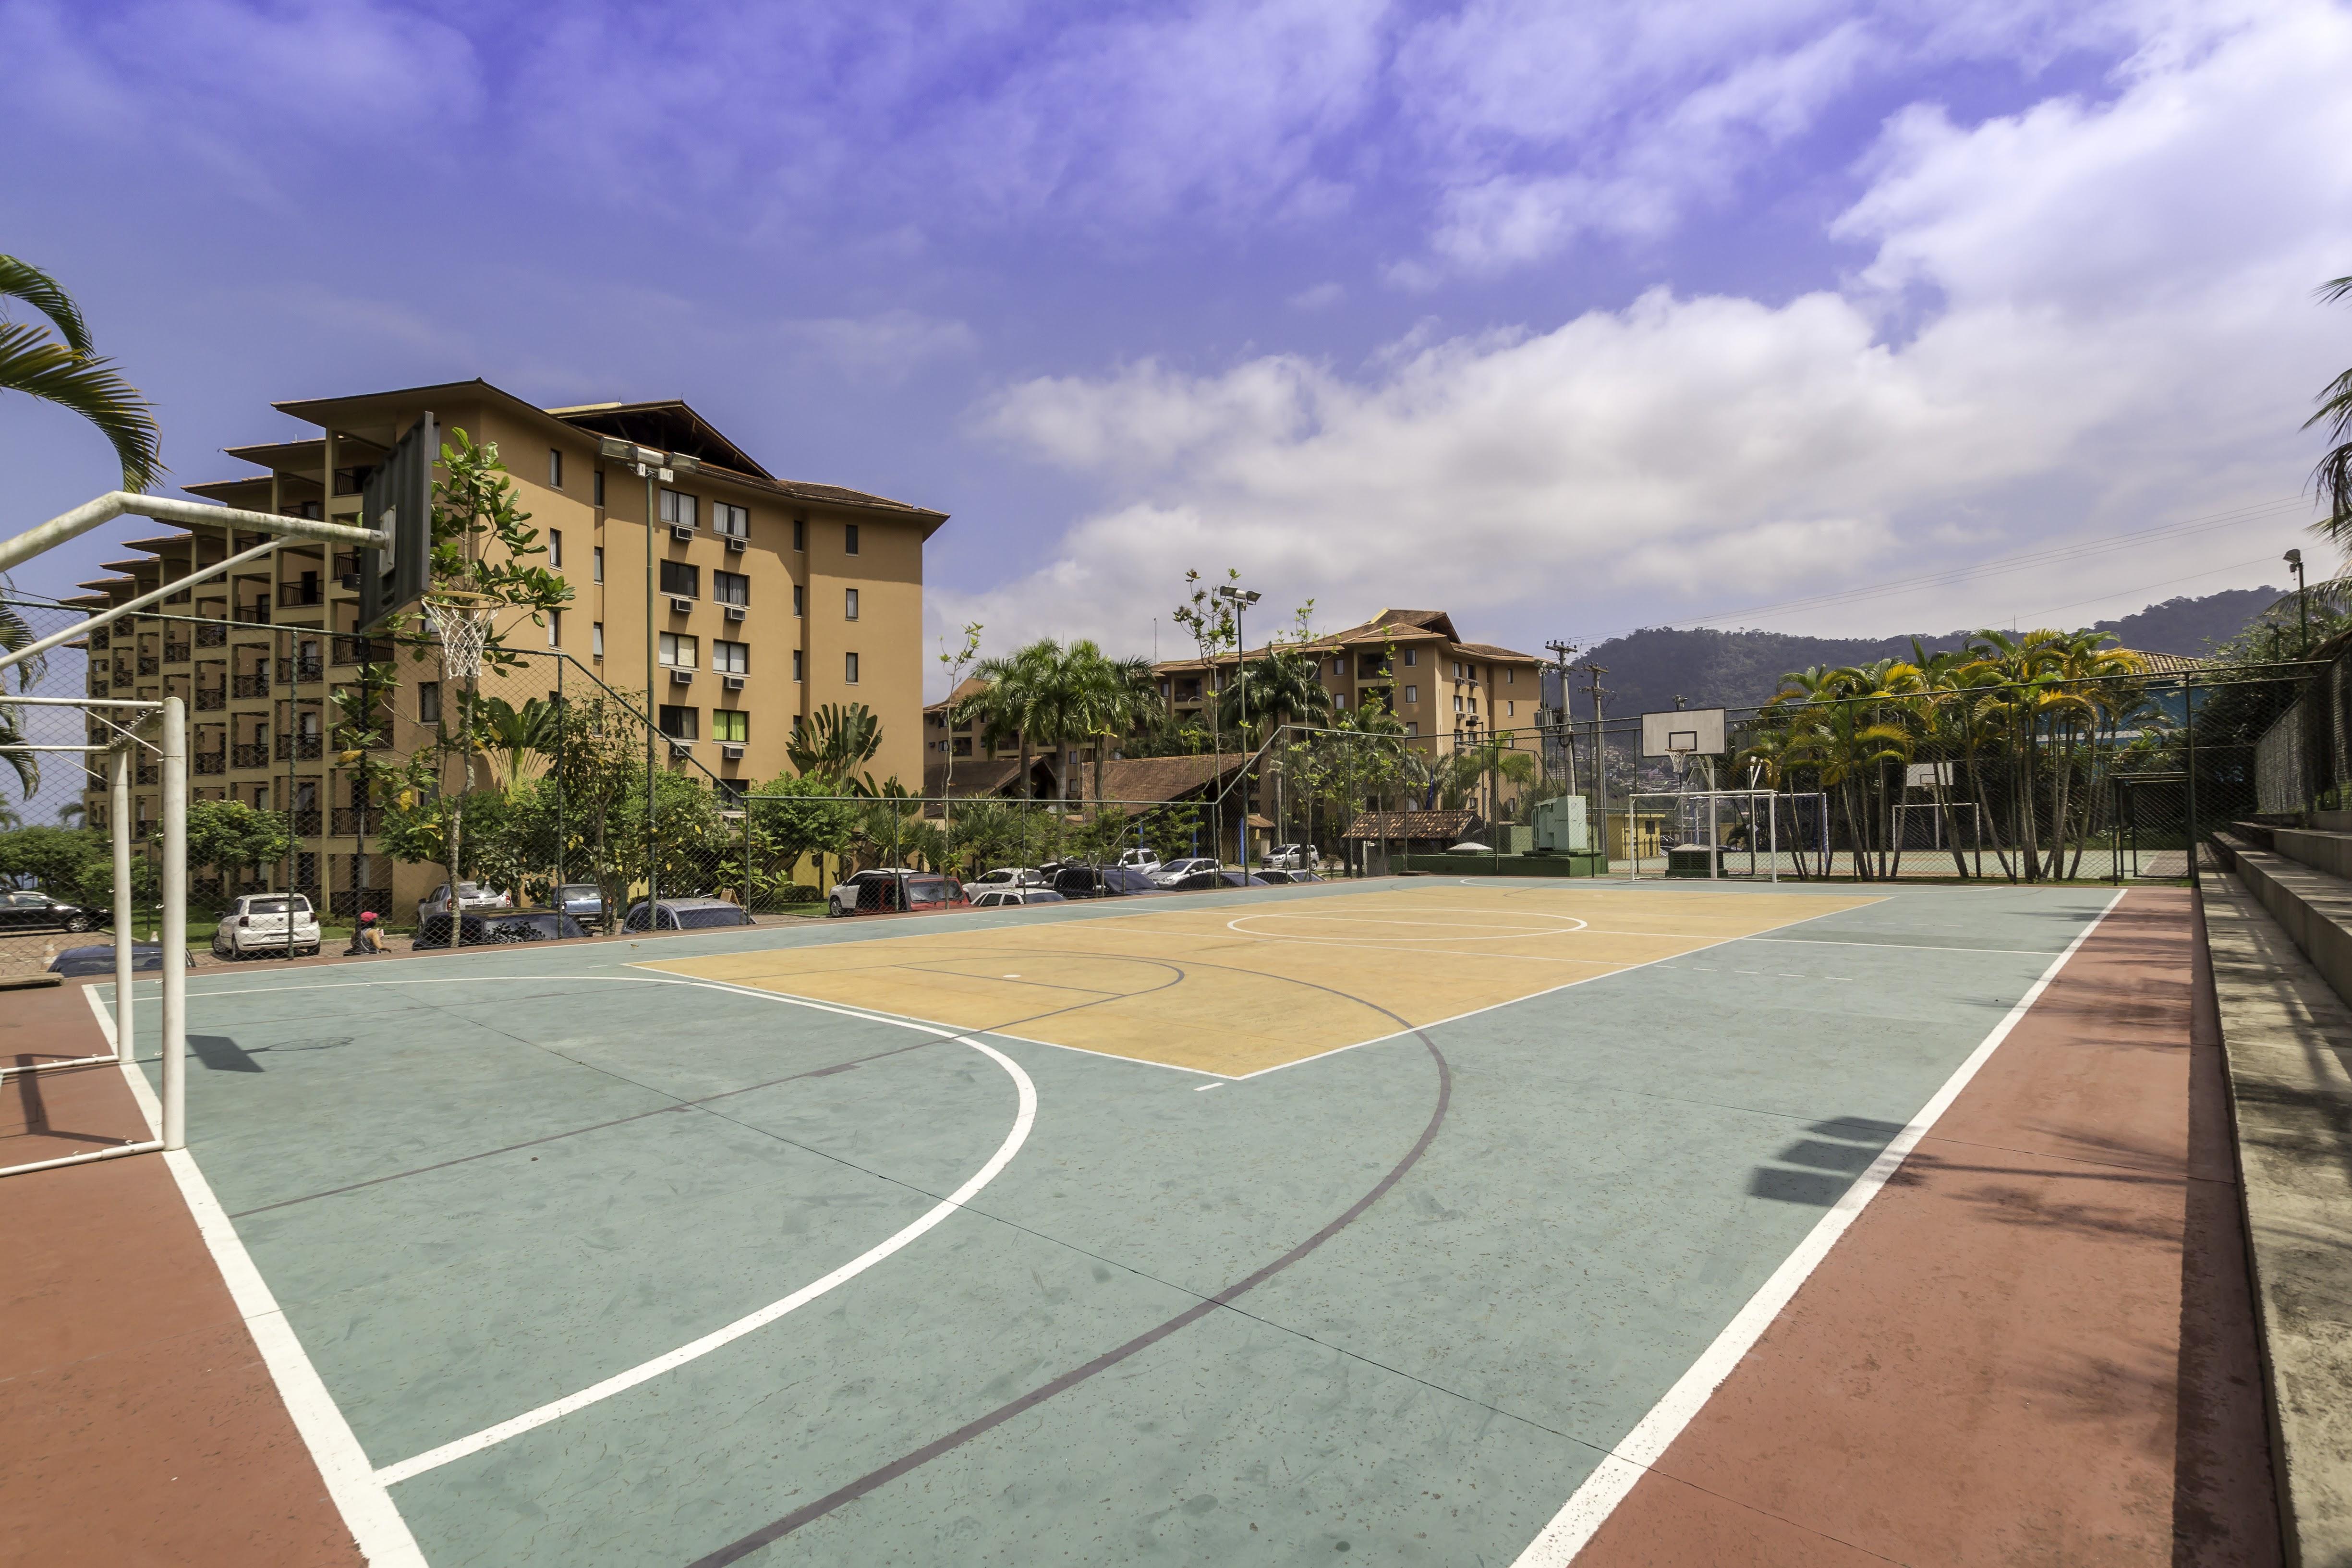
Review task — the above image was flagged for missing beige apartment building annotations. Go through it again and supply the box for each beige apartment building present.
[923,608,1545,794]
[71,377,946,913]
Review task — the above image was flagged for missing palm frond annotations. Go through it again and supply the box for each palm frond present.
[0,254,94,355]
[0,321,163,491]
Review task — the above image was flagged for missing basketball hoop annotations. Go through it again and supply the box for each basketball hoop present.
[423,589,498,681]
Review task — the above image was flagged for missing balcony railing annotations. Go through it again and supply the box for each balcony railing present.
[194,687,227,711]
[290,809,322,836]
[110,669,133,690]
[135,762,158,786]
[163,641,190,664]
[330,807,384,836]
[274,734,323,762]
[195,623,228,647]
[235,603,271,624]
[88,630,109,651]
[231,742,268,768]
[137,655,159,675]
[193,752,226,776]
[332,635,390,665]
[231,673,268,698]
[276,656,325,683]
[279,582,325,608]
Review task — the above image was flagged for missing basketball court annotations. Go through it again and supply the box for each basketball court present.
[7,873,2280,1565]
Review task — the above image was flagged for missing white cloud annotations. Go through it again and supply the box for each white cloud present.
[942,0,2352,668]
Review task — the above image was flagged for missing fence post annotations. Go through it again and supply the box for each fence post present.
[2184,673,2200,889]
[555,655,566,891]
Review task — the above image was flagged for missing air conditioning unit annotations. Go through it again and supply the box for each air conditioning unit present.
[669,668,693,684]
[725,604,746,621]
[725,535,747,553]
[721,743,745,761]
[668,596,694,615]
[339,572,362,592]
[670,523,695,541]
[723,674,746,692]
[668,740,693,758]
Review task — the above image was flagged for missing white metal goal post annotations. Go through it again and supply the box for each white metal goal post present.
[1620,789,1832,883]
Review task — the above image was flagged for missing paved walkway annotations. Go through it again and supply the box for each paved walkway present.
[1574,887,2281,1566]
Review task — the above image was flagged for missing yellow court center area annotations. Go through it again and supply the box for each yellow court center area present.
[643,884,1887,1077]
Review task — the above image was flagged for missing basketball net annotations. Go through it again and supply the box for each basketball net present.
[423,590,497,682]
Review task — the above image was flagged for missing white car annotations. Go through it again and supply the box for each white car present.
[1149,857,1221,886]
[969,888,1071,910]
[970,867,1048,888]
[417,880,513,926]
[212,893,321,959]
[1264,843,1318,870]
[1116,848,1163,871]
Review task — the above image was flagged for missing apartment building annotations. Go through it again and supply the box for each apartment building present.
[922,608,1545,793]
[70,377,946,913]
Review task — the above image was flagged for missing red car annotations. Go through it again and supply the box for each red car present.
[826,869,968,918]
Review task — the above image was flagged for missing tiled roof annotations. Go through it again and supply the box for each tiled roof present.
[1342,809,1480,840]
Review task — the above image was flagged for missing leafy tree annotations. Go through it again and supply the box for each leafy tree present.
[746,771,857,899]
[1,253,163,492]
[0,824,104,891]
[786,702,885,792]
[2311,274,2352,552]
[184,799,292,880]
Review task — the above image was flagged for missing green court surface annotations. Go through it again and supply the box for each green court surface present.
[115,876,2115,1566]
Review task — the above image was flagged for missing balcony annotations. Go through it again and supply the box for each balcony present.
[276,656,325,683]
[193,751,226,776]
[330,807,384,836]
[88,630,109,651]
[194,686,227,711]
[274,734,323,762]
[164,640,190,664]
[195,623,228,647]
[110,668,133,690]
[235,602,271,624]
[138,655,159,676]
[279,581,325,609]
[231,741,268,768]
[231,673,269,699]
[135,761,158,786]
[291,809,322,835]
[332,635,389,665]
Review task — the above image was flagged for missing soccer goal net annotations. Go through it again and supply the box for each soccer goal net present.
[1620,790,1831,882]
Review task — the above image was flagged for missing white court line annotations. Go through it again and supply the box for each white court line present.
[1506,886,2127,1568]
[83,987,428,1567]
[1226,913,1588,941]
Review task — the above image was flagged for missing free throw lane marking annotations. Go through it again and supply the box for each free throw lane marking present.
[1507,888,2125,1567]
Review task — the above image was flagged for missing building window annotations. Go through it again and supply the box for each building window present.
[1506,700,1515,717]
[1454,693,1464,713]
[844,587,860,620]
[1406,721,1420,737]
[713,638,748,674]
[418,681,442,723]
[1404,685,1418,704]
[1403,648,1416,667]
[845,651,860,683]
[713,502,748,539]
[658,705,698,740]
[546,609,562,648]
[660,560,699,598]
[712,710,748,743]
[659,489,698,530]
[1505,668,1515,685]
[593,546,604,584]
[793,648,804,682]
[549,448,564,488]
[594,469,605,507]
[548,529,563,568]
[593,621,605,658]
[793,517,804,551]
[844,523,860,555]
[793,583,804,617]
[660,632,699,669]
[713,569,749,607]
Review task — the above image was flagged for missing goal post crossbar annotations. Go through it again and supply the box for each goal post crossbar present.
[1619,789,1832,884]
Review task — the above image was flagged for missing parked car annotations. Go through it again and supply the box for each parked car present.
[551,883,608,931]
[417,881,513,928]
[417,909,595,947]
[827,870,967,917]
[1263,843,1318,870]
[970,867,1048,889]
[0,889,105,933]
[211,893,321,959]
[48,942,191,976]
[1116,847,1163,871]
[621,898,757,932]
[969,887,1070,910]
[1149,857,1221,887]
[1160,867,1229,892]
[1220,871,1278,887]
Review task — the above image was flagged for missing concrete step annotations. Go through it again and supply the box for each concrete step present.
[2214,834,2352,1009]
[2199,875,2352,1566]
[2234,820,2352,882]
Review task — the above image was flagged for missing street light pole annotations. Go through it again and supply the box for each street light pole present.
[599,437,699,927]
[1544,639,1579,796]
[1215,583,1262,875]
[2286,548,2310,656]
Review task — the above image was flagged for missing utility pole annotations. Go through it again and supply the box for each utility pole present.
[1581,663,1610,863]
[1544,640,1580,796]
[2286,548,2310,656]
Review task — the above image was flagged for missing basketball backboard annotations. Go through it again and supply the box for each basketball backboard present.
[358,411,436,632]
[1640,708,1727,757]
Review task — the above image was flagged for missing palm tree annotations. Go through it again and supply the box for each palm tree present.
[475,695,559,796]
[1063,644,1158,806]
[961,640,1064,798]
[2311,274,2352,553]
[787,702,885,792]
[2,255,163,494]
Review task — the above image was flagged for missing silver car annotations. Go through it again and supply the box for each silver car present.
[418,880,512,926]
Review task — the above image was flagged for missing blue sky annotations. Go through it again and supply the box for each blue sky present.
[4,0,2347,688]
